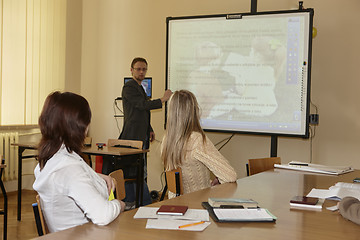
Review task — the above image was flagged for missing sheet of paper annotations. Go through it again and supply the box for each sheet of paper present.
[326,205,339,211]
[307,187,360,200]
[213,208,275,221]
[274,163,353,175]
[146,219,211,231]
[334,182,360,190]
[133,207,209,221]
[306,189,339,200]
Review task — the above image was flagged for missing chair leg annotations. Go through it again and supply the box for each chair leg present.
[3,194,7,240]
[0,179,7,240]
[160,170,168,201]
[160,184,168,201]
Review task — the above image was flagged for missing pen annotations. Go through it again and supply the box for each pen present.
[178,221,205,229]
[289,163,308,166]
[219,205,245,209]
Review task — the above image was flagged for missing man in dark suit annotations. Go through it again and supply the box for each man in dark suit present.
[120,57,172,143]
[103,57,172,208]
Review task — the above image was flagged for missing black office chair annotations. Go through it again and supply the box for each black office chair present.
[0,158,8,240]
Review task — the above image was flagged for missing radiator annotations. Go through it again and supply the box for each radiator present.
[0,132,19,181]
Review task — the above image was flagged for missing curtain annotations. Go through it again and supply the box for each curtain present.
[0,0,66,125]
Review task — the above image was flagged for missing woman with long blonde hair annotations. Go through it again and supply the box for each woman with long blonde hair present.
[161,90,237,198]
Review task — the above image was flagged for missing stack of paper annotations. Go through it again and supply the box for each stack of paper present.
[274,161,353,175]
[134,207,211,231]
[307,182,360,200]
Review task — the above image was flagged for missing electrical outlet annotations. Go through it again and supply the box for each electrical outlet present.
[309,114,319,125]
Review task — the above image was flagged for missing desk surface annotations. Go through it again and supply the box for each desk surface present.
[12,142,148,156]
[32,169,360,240]
[11,142,38,149]
[82,145,148,156]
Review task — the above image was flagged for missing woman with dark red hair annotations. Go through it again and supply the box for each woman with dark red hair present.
[33,91,125,233]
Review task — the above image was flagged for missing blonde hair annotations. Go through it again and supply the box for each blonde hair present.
[161,90,205,170]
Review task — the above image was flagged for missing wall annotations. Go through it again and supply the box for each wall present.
[65,0,83,93]
[78,0,360,192]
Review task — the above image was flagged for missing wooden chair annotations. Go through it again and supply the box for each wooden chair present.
[165,168,183,197]
[0,157,7,240]
[32,195,49,236]
[109,169,126,200]
[247,157,281,176]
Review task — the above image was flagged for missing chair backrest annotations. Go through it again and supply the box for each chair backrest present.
[108,139,143,149]
[165,168,183,196]
[248,157,281,176]
[33,195,49,235]
[109,169,126,200]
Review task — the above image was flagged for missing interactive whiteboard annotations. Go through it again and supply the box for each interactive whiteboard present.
[166,9,314,137]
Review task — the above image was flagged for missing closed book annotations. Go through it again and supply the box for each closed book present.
[208,198,258,208]
[290,197,324,211]
[156,205,188,215]
[290,196,318,205]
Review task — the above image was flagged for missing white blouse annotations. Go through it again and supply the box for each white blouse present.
[33,145,121,232]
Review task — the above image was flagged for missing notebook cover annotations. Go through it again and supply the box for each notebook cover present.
[156,205,188,215]
[208,198,258,208]
[202,202,221,222]
[202,202,276,222]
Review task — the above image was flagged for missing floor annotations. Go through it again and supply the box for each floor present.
[0,190,39,240]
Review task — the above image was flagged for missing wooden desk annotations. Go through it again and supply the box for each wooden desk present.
[12,142,148,221]
[11,142,38,221]
[82,145,148,208]
[32,169,360,240]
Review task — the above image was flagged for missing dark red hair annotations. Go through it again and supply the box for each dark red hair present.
[38,91,91,169]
